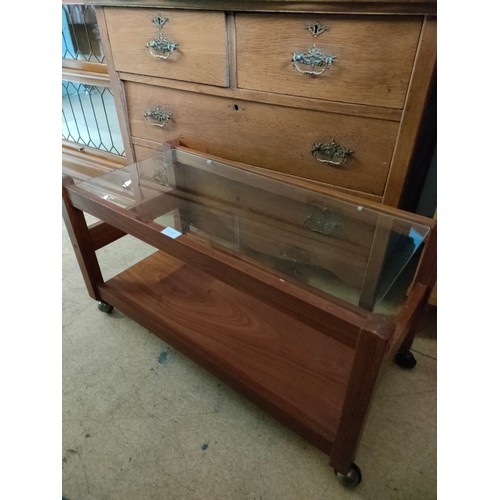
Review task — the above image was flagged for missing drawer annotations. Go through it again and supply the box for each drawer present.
[125,82,400,196]
[235,14,422,108]
[104,8,228,87]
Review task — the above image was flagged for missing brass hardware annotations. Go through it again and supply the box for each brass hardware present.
[311,140,353,166]
[152,15,167,29]
[291,45,335,76]
[180,213,195,233]
[144,106,172,127]
[146,35,179,59]
[147,15,178,60]
[305,23,328,37]
[152,159,170,186]
[304,206,342,235]
[279,246,311,265]
[278,246,311,276]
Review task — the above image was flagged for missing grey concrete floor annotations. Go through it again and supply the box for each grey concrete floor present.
[62,217,437,500]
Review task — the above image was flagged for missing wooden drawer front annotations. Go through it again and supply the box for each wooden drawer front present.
[125,82,399,195]
[235,14,422,108]
[134,144,163,162]
[104,8,228,87]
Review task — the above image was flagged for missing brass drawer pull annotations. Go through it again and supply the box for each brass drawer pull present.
[280,246,311,265]
[146,35,179,59]
[311,140,353,166]
[278,246,311,276]
[146,15,179,60]
[144,106,172,127]
[303,205,342,236]
[291,45,336,76]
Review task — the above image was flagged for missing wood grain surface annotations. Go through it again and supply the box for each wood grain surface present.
[235,14,422,108]
[104,8,228,87]
[101,250,356,442]
[125,82,400,195]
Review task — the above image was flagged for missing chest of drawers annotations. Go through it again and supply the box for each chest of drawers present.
[94,0,436,208]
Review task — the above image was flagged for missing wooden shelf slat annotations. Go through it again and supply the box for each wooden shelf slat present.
[99,250,356,448]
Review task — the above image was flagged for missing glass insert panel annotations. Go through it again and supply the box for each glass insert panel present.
[62,80,125,156]
[77,149,431,316]
[62,5,104,63]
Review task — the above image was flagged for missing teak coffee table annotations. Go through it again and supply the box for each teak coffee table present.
[62,144,436,487]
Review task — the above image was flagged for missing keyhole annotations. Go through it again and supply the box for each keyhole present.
[232,104,239,111]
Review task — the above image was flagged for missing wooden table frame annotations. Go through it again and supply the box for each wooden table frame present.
[62,147,436,487]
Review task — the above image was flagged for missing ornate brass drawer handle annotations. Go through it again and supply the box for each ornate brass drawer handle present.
[277,246,311,276]
[303,206,343,236]
[291,45,336,76]
[146,15,179,60]
[144,106,172,127]
[311,140,353,166]
[280,246,311,265]
[146,35,179,60]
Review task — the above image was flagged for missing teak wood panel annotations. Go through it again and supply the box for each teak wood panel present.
[124,82,400,195]
[102,250,355,441]
[104,8,228,87]
[235,14,422,108]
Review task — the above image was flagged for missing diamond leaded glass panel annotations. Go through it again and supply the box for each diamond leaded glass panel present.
[62,5,104,63]
[62,81,125,156]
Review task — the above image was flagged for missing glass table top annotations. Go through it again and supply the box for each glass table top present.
[76,147,431,316]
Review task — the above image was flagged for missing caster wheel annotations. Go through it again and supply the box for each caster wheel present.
[395,351,417,369]
[336,463,362,488]
[97,300,114,313]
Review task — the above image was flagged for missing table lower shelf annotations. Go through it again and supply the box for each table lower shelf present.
[98,250,356,453]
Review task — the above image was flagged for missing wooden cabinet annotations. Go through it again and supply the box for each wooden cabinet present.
[94,0,436,208]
